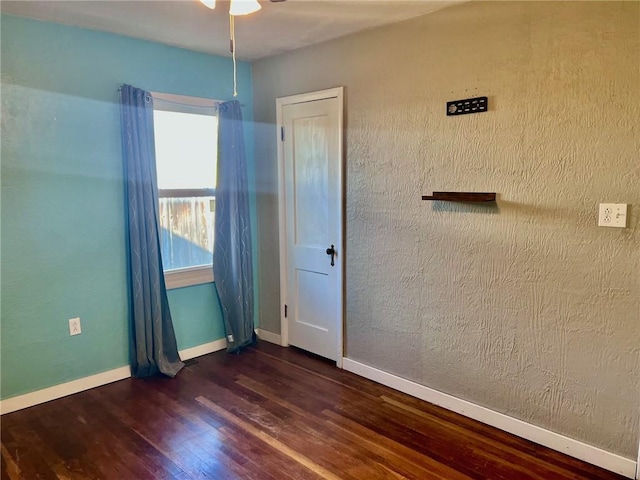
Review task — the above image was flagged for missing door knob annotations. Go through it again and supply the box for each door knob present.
[326,244,335,267]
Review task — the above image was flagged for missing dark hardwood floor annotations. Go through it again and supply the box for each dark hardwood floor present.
[1,342,625,480]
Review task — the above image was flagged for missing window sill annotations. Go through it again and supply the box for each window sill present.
[165,266,214,290]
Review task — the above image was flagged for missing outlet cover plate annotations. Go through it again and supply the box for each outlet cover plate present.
[598,203,627,228]
[69,317,82,336]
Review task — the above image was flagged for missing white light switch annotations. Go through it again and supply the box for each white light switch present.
[598,203,627,228]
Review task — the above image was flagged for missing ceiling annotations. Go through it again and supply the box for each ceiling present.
[1,0,465,61]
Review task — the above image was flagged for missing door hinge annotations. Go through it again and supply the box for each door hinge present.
[281,126,285,141]
[284,304,288,318]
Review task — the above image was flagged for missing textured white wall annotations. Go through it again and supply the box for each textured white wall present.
[253,1,639,457]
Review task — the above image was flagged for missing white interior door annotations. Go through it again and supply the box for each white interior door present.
[277,88,343,363]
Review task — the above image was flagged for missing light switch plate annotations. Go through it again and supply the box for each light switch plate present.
[598,203,627,228]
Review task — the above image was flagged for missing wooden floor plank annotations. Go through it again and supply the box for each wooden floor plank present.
[218,425,315,480]
[0,443,22,480]
[376,400,560,480]
[197,395,344,480]
[0,343,626,480]
[235,374,466,480]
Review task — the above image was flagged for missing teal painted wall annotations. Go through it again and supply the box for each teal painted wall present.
[1,14,257,399]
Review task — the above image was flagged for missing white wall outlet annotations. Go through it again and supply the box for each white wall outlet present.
[598,203,627,228]
[69,317,82,336]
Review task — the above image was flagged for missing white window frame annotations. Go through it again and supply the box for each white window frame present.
[151,91,219,290]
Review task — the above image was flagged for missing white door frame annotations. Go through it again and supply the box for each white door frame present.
[276,87,344,368]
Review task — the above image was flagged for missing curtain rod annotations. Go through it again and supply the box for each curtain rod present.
[152,96,221,111]
[117,86,245,108]
[153,97,246,109]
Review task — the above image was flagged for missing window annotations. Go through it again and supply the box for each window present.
[152,92,219,289]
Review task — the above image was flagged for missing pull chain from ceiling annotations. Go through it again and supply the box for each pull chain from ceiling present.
[230,14,238,97]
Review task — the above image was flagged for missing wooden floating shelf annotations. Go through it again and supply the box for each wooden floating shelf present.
[422,192,496,202]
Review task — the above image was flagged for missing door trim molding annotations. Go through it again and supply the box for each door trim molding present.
[276,87,345,365]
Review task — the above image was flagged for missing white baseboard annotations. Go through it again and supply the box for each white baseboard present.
[0,366,132,415]
[0,339,227,416]
[180,339,227,360]
[342,358,636,479]
[256,328,282,345]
